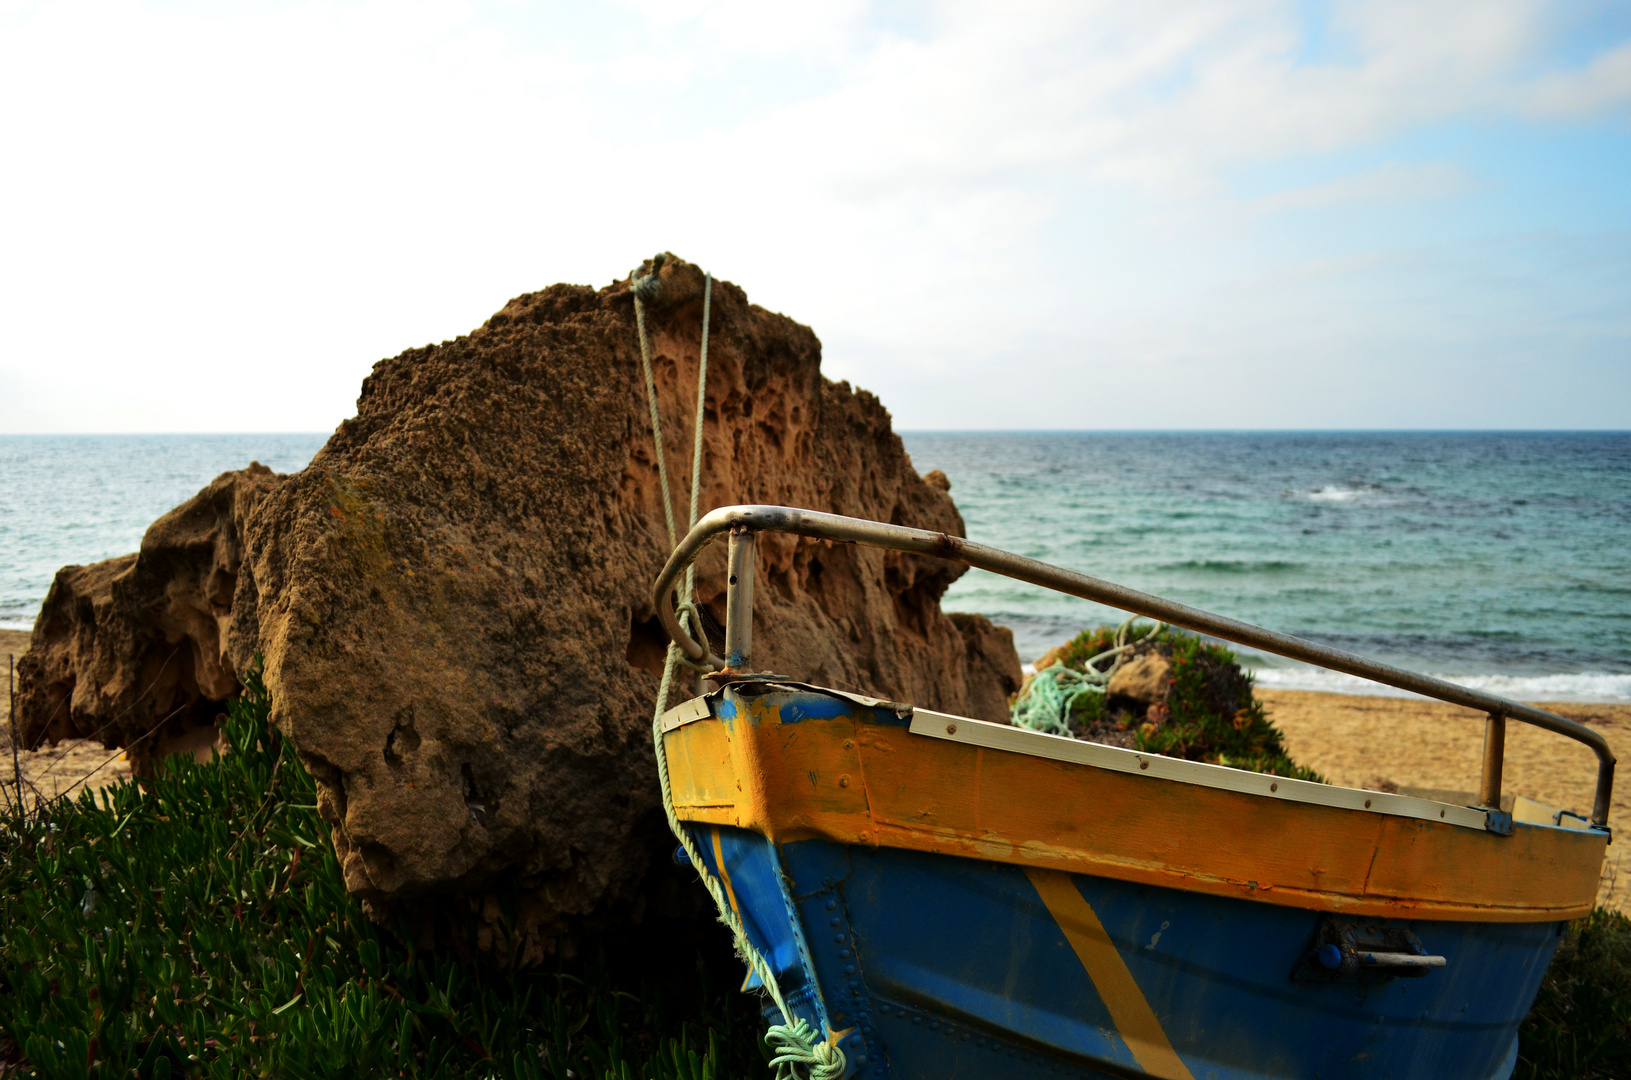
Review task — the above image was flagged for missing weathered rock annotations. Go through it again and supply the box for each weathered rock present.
[1105,652,1172,705]
[18,255,1023,954]
[15,465,282,770]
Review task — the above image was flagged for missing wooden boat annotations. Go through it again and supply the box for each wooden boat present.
[651,505,1614,1080]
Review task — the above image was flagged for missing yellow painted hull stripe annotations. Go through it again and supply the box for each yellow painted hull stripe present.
[711,826,741,914]
[709,827,759,993]
[1027,867,1196,1080]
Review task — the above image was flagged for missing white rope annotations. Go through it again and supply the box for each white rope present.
[633,272,678,550]
[632,256,844,1080]
[683,272,711,609]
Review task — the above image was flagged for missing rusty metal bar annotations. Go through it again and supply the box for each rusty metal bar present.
[1480,714,1507,810]
[725,527,755,670]
[652,504,1616,827]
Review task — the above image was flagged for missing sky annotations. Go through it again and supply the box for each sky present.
[0,0,1627,433]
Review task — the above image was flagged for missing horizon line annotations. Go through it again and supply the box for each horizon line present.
[2,428,1629,438]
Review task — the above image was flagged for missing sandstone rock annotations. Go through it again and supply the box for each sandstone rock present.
[234,255,1021,947]
[1106,652,1172,705]
[15,465,282,770]
[18,255,1023,954]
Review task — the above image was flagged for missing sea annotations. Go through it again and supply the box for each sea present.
[902,432,1630,703]
[2,432,1627,702]
[0,433,328,631]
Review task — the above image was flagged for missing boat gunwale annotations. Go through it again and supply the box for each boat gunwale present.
[652,503,1616,827]
[662,688,1525,834]
[662,684,1609,923]
[908,707,1500,832]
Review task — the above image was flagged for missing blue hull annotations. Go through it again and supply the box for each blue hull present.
[695,826,1559,1080]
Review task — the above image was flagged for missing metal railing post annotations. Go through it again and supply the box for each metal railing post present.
[1595,757,1616,828]
[725,527,756,670]
[1479,713,1506,810]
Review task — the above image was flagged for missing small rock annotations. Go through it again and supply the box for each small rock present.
[1107,652,1172,704]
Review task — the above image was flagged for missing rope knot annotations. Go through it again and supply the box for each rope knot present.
[766,1018,847,1080]
[632,252,666,303]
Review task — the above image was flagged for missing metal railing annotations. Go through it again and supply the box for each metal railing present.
[652,505,1616,828]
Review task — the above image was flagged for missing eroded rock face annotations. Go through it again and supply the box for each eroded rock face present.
[16,465,282,770]
[16,257,1022,951]
[228,258,1020,942]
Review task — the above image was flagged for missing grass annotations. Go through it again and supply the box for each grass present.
[1516,907,1631,1080]
[1044,622,1323,781]
[2,666,1625,1079]
[0,669,769,1079]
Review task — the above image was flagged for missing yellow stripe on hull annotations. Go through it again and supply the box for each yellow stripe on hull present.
[1027,867,1197,1080]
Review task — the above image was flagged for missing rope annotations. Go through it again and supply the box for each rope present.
[683,271,711,610]
[632,257,678,550]
[1011,617,1164,735]
[650,651,844,1080]
[633,258,713,675]
[1012,664,1105,737]
[633,255,844,1080]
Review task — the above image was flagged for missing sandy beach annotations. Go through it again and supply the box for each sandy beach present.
[1,627,132,807]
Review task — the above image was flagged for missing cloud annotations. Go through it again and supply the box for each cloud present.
[1249,161,1478,214]
[0,0,1626,433]
[606,0,872,55]
[1522,41,1631,116]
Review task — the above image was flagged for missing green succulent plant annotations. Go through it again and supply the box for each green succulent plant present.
[0,668,768,1079]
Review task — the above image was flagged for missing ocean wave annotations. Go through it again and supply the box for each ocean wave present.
[1305,485,1368,502]
[1156,559,1303,574]
[1294,483,1404,505]
[1248,666,1631,704]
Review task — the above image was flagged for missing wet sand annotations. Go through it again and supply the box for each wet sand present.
[1262,689,1630,913]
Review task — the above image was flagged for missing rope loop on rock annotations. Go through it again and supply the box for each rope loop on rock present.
[672,601,713,673]
[635,254,846,1080]
[632,251,665,303]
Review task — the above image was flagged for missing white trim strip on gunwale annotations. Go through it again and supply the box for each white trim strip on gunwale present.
[908,709,1496,833]
[660,697,713,734]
